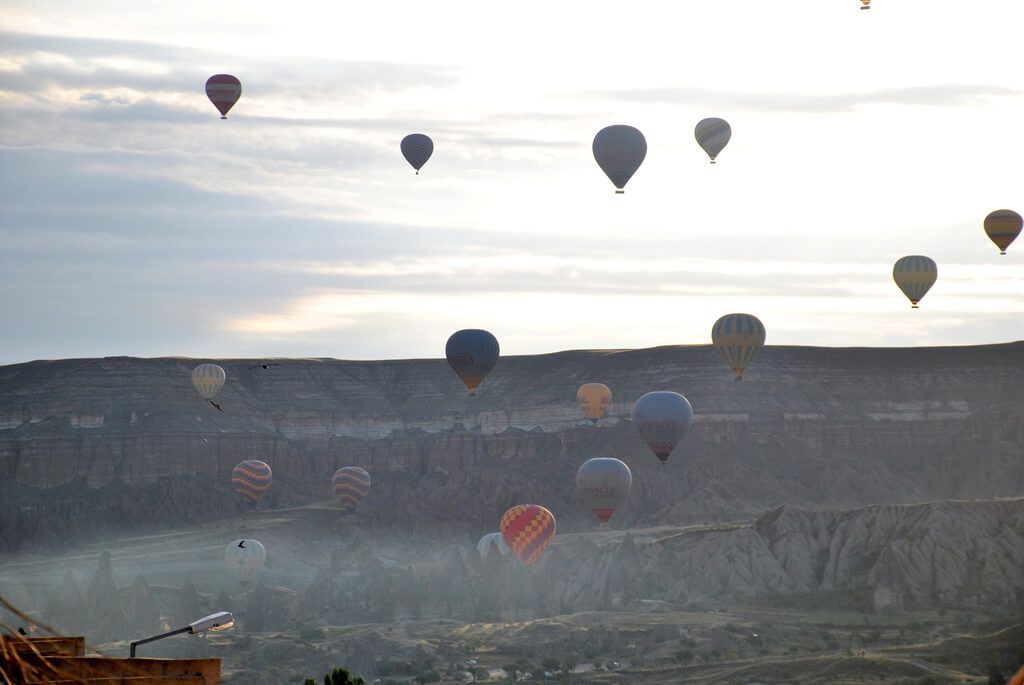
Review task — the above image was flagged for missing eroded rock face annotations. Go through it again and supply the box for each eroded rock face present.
[1,343,1022,551]
[546,498,1024,608]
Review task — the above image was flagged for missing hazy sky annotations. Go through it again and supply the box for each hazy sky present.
[2,0,1023,364]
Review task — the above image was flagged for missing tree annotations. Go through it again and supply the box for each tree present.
[304,667,366,685]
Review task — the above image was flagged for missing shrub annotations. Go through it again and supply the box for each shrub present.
[307,668,364,685]
[415,670,441,684]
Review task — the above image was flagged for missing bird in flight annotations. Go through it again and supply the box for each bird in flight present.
[249,363,278,370]
[238,540,247,548]
[210,401,223,412]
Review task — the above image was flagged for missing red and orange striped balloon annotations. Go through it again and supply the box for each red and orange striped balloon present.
[231,460,272,503]
[331,467,371,511]
[500,504,556,565]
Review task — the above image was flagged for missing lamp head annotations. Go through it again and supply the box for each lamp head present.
[188,611,235,634]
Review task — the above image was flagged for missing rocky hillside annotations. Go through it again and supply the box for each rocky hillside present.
[1,342,1022,550]
[3,497,1020,653]
[549,497,1024,610]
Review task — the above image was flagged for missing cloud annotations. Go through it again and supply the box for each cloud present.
[0,30,458,98]
[587,84,1023,112]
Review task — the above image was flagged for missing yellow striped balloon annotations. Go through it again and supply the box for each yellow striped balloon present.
[984,209,1022,255]
[712,314,766,381]
[500,504,556,565]
[893,256,937,308]
[576,383,612,422]
[331,467,371,511]
[232,460,272,504]
[191,363,225,400]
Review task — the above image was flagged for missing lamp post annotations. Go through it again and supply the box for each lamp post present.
[129,611,234,658]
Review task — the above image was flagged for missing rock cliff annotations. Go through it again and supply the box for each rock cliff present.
[1,342,1022,551]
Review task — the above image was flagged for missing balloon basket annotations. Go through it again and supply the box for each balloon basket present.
[911,304,919,309]
[615,190,624,194]
[221,116,227,119]
[1000,251,1007,255]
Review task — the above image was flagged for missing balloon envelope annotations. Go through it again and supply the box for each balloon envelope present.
[401,134,434,173]
[232,460,272,503]
[577,383,612,421]
[191,364,225,400]
[893,256,937,308]
[205,74,241,118]
[477,532,511,558]
[694,118,731,162]
[576,458,632,525]
[332,467,371,510]
[984,209,1022,255]
[446,329,500,395]
[631,391,694,462]
[712,314,766,380]
[500,504,556,565]
[593,125,647,192]
[225,539,266,582]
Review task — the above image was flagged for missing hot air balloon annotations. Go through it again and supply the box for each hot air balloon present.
[205,75,241,119]
[712,314,766,381]
[860,0,870,8]
[401,134,434,174]
[694,118,731,163]
[500,504,556,565]
[893,256,937,308]
[225,539,266,582]
[476,532,511,558]
[576,458,632,526]
[331,467,371,511]
[445,329,499,395]
[631,391,694,463]
[232,460,272,504]
[191,364,226,410]
[576,383,612,422]
[984,209,1022,255]
[593,125,647,193]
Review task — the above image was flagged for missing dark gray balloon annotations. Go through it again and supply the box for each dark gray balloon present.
[576,457,632,525]
[401,133,434,174]
[593,125,647,193]
[695,118,731,163]
[631,391,694,463]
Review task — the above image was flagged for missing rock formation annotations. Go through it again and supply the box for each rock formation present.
[0,343,1022,551]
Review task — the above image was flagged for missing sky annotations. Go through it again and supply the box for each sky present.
[1,0,1023,365]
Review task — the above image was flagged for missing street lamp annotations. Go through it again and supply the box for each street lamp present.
[129,611,234,657]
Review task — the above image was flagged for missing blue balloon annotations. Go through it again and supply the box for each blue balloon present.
[445,329,499,395]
